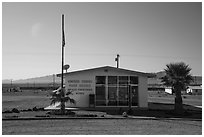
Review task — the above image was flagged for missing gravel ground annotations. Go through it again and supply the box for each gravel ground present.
[2,119,202,135]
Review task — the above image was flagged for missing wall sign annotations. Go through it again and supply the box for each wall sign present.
[67,80,93,93]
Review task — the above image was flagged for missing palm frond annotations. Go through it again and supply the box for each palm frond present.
[50,97,61,105]
[161,62,193,90]
[63,96,76,104]
[69,98,76,104]
[66,91,73,96]
[50,87,76,106]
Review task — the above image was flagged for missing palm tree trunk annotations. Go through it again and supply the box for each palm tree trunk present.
[174,87,183,114]
[61,100,65,114]
[60,88,65,114]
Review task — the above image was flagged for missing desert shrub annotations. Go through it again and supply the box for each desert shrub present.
[38,107,45,111]
[47,110,76,116]
[32,107,38,111]
[27,108,32,111]
[12,108,20,113]
[76,114,97,117]
[3,110,12,113]
[122,112,128,117]
[35,115,50,117]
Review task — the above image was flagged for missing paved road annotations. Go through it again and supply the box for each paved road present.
[2,119,202,135]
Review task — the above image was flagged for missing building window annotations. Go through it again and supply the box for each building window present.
[108,76,117,85]
[131,86,138,106]
[119,86,128,106]
[96,100,106,106]
[95,86,106,100]
[95,75,139,106]
[119,76,128,85]
[107,76,117,106]
[130,76,138,84]
[96,76,106,84]
[95,85,106,106]
[95,76,106,106]
[108,86,117,106]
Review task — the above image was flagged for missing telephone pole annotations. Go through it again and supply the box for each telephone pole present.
[53,74,55,88]
[10,79,12,88]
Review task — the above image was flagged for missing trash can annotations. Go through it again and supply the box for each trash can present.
[89,94,95,107]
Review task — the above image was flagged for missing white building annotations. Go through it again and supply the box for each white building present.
[186,85,202,95]
[57,66,151,109]
[165,87,173,94]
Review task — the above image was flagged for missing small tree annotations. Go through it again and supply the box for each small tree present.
[50,87,76,114]
[161,62,193,113]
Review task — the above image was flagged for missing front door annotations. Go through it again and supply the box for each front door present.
[131,86,138,106]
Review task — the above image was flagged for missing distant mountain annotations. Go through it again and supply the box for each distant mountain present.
[155,71,166,78]
[191,76,202,85]
[148,71,202,86]
[2,79,12,84]
[2,75,61,84]
[3,71,201,86]
[148,71,165,85]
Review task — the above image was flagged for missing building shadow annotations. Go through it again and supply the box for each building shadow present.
[103,102,202,119]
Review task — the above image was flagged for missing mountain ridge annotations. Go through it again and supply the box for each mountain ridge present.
[3,71,202,85]
[2,75,61,84]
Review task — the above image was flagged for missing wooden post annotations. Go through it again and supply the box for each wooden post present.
[115,54,120,68]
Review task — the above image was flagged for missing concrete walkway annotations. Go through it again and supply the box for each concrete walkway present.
[194,106,202,108]
[2,115,201,121]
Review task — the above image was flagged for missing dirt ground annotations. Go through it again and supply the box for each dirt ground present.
[2,90,202,119]
[2,90,202,111]
[2,119,202,135]
[148,91,202,106]
[2,90,50,111]
[2,90,202,135]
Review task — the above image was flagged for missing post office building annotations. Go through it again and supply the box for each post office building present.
[59,66,151,109]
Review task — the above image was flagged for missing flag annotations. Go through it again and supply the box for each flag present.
[62,14,65,47]
[62,29,65,47]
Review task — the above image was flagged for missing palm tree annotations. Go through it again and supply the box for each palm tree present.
[50,87,76,114]
[161,62,193,113]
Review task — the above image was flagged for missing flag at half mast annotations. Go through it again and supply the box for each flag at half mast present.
[62,14,65,47]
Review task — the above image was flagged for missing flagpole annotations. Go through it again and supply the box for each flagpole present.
[61,14,65,114]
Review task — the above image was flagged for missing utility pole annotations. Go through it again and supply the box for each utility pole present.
[115,54,120,68]
[10,79,12,88]
[53,74,55,88]
[61,14,65,114]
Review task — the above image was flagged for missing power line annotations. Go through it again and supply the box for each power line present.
[4,51,201,60]
[68,53,200,60]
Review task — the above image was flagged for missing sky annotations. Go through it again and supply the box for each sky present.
[2,2,202,80]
